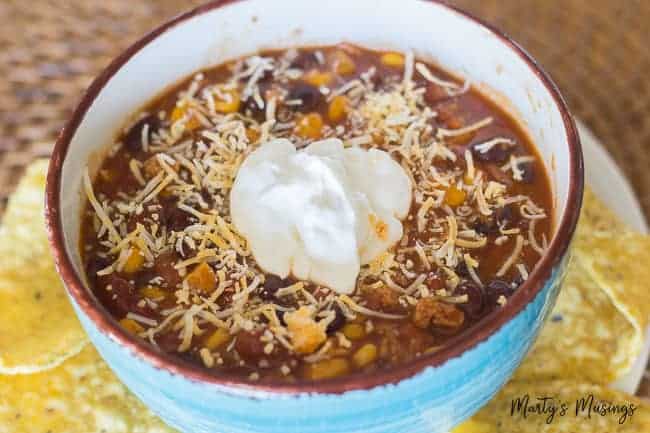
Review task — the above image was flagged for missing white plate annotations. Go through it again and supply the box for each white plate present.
[577,120,649,394]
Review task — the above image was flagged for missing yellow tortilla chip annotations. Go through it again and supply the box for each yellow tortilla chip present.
[514,261,636,384]
[0,160,87,373]
[576,188,631,239]
[0,160,173,431]
[452,380,650,433]
[515,187,650,384]
[0,345,176,433]
[573,233,650,379]
[573,187,650,382]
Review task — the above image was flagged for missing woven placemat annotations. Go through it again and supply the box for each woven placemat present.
[0,0,201,213]
[1,0,649,397]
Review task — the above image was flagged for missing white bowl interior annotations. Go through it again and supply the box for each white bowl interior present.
[59,0,570,286]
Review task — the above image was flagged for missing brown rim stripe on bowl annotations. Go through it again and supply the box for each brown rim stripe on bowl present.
[44,0,583,395]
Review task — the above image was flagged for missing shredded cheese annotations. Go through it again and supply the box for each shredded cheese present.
[496,234,525,277]
[80,47,551,372]
[437,117,493,139]
[83,170,121,244]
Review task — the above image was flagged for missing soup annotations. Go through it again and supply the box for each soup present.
[81,44,552,382]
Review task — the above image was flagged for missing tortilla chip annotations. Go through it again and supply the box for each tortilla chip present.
[573,233,650,379]
[452,380,650,433]
[0,345,176,433]
[514,187,650,384]
[572,187,650,382]
[576,188,631,239]
[0,160,87,373]
[514,260,636,384]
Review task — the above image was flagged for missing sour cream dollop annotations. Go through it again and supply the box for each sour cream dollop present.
[230,138,411,294]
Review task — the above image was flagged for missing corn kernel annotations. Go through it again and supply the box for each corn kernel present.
[119,318,144,335]
[204,328,231,350]
[332,51,356,75]
[380,52,405,67]
[159,187,174,199]
[245,127,260,144]
[186,262,217,293]
[327,95,349,123]
[170,105,185,122]
[186,116,201,130]
[307,358,350,380]
[213,88,241,113]
[140,285,166,300]
[444,185,467,207]
[342,323,365,340]
[303,70,333,87]
[170,105,201,130]
[463,173,474,185]
[446,117,464,130]
[295,113,323,139]
[352,343,378,368]
[123,247,145,274]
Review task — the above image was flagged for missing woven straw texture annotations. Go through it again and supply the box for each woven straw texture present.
[0,0,648,396]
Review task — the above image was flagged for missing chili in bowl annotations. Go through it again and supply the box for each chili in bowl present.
[45,1,583,432]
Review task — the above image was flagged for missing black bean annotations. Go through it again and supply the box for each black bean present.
[512,273,525,288]
[258,68,274,84]
[472,216,498,236]
[275,309,287,327]
[519,162,535,184]
[200,187,215,207]
[370,73,385,90]
[104,275,136,317]
[126,210,149,233]
[326,305,346,334]
[123,114,160,153]
[169,207,194,232]
[455,281,485,319]
[495,205,514,227]
[259,308,287,326]
[471,140,511,163]
[160,198,193,232]
[290,50,319,70]
[286,82,322,112]
[485,279,515,307]
[240,68,274,120]
[241,95,266,122]
[259,274,289,301]
[455,262,470,279]
[85,256,111,286]
[276,105,294,123]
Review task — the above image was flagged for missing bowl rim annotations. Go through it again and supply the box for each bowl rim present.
[45,0,583,395]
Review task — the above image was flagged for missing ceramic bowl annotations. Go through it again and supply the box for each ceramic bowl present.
[45,1,583,432]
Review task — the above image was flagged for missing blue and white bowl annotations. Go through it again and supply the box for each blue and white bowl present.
[45,1,583,432]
